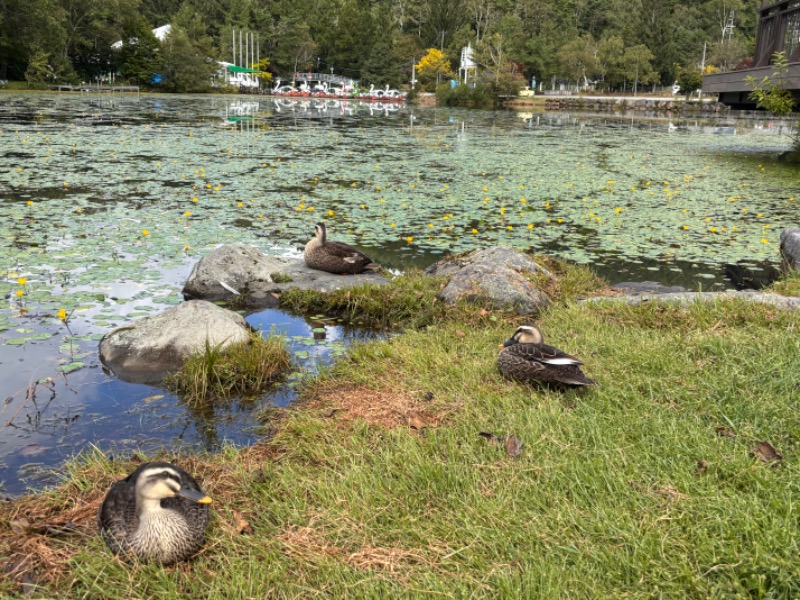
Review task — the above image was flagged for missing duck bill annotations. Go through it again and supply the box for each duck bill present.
[178,487,213,504]
[501,339,515,347]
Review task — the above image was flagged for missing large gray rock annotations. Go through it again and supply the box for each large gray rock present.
[426,246,553,315]
[781,228,800,271]
[583,291,800,310]
[99,300,252,384]
[182,244,389,307]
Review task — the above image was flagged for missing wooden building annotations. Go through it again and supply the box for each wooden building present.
[703,1,800,108]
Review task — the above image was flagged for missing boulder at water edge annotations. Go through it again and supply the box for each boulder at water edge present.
[99,300,251,384]
[182,244,389,307]
[425,247,554,315]
[781,228,800,271]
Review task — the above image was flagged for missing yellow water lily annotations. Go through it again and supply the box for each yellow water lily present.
[17,278,26,285]
[57,308,67,321]
[142,229,150,236]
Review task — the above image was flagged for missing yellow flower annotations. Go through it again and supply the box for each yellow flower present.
[142,229,150,236]
[328,210,334,217]
[406,236,413,243]
[762,238,769,244]
[428,223,434,228]
[26,200,33,206]
[192,197,198,203]
[390,223,395,228]
[17,278,26,285]
[237,202,243,207]
[57,308,67,321]
[607,180,615,185]
[507,225,513,230]
[258,214,263,219]
[472,228,478,233]
[184,211,191,216]
[682,225,689,230]
[17,167,23,172]
[615,207,622,213]
[16,289,24,297]
[528,224,534,229]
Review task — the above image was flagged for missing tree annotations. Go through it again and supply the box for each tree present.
[622,44,657,95]
[558,35,600,89]
[415,47,453,87]
[116,16,162,84]
[24,50,52,85]
[674,63,703,98]
[362,7,401,86]
[160,16,216,92]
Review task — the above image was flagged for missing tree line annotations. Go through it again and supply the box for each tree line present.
[0,0,760,93]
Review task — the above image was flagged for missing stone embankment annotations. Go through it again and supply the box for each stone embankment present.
[542,96,728,114]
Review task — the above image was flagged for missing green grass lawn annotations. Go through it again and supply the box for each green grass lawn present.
[2,277,799,598]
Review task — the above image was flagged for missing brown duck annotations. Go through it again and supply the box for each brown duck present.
[304,222,380,274]
[498,324,596,387]
[98,461,212,564]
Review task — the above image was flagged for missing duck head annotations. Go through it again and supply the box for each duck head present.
[314,222,328,245]
[501,324,543,348]
[135,466,212,511]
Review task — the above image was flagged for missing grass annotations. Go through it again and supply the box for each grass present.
[280,261,612,329]
[2,278,800,597]
[164,331,291,405]
[770,270,800,297]
[280,269,457,329]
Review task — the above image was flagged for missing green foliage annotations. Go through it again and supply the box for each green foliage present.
[165,331,291,405]
[745,52,797,115]
[675,63,703,97]
[24,50,52,85]
[116,17,162,85]
[159,15,216,93]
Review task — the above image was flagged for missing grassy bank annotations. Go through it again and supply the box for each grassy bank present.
[2,273,800,597]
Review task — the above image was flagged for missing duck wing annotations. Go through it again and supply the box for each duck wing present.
[323,240,375,264]
[507,342,584,366]
[98,479,138,554]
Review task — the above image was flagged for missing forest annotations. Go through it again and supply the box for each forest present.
[0,0,761,93]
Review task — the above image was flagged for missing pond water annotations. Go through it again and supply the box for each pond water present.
[1,92,798,494]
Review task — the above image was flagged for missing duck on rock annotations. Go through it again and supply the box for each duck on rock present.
[498,324,597,387]
[304,222,380,274]
[98,461,212,564]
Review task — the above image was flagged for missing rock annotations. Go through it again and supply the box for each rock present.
[426,247,553,315]
[182,244,389,307]
[583,291,800,311]
[99,300,252,384]
[612,281,688,295]
[780,228,800,271]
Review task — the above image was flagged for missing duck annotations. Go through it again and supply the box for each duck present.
[304,222,380,274]
[498,324,596,387]
[98,461,212,564]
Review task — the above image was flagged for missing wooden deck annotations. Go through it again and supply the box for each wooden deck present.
[703,63,800,108]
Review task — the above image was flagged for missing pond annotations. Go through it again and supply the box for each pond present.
[1,92,798,494]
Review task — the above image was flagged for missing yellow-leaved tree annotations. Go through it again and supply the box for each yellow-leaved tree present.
[415,48,454,87]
